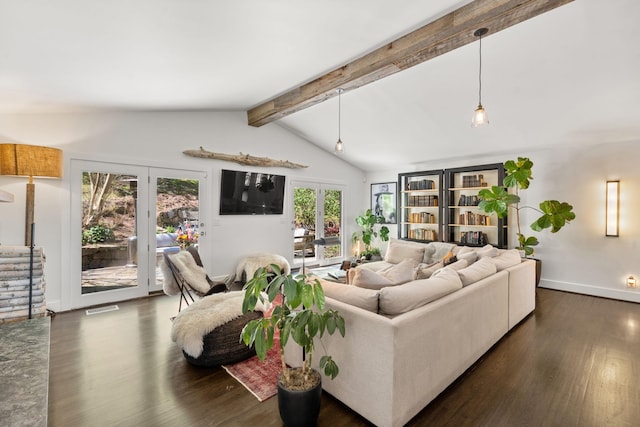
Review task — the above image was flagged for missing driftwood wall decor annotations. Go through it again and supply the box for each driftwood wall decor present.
[183,147,308,169]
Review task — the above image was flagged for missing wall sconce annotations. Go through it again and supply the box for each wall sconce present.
[627,276,637,288]
[605,180,619,237]
[0,143,63,246]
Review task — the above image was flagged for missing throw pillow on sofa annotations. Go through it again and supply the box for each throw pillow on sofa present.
[378,267,463,315]
[454,246,479,264]
[491,249,522,271]
[457,257,497,287]
[416,261,443,279]
[352,259,416,290]
[384,238,426,264]
[476,244,498,259]
[425,242,457,264]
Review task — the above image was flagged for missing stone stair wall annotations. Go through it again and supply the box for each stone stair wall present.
[0,246,46,323]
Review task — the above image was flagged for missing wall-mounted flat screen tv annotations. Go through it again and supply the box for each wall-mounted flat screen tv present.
[220,169,286,215]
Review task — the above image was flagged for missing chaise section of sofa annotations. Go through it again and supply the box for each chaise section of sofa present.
[301,253,535,427]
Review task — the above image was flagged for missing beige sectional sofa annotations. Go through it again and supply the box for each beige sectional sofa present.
[290,239,536,427]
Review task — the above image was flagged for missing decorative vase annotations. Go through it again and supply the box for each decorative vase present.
[277,371,322,427]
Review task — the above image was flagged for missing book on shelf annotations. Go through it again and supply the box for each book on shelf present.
[461,174,489,188]
[408,195,438,207]
[456,194,479,206]
[457,211,491,226]
[410,212,436,224]
[408,228,437,241]
[459,231,489,245]
[407,179,435,190]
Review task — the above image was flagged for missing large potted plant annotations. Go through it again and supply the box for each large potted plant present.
[352,208,390,260]
[477,157,576,283]
[241,265,345,427]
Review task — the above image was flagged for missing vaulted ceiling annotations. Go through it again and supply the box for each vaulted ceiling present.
[0,0,638,171]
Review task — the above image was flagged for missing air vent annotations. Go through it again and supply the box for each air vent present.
[86,305,119,316]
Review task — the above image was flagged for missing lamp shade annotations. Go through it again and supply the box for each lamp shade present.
[0,143,63,179]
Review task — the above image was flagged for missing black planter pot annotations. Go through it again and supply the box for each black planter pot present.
[277,373,322,427]
[523,256,542,287]
[532,258,542,287]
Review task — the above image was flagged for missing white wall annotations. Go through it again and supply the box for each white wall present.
[0,111,366,311]
[367,140,640,303]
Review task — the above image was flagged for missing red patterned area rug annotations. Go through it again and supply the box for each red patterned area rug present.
[222,337,281,401]
[223,294,283,402]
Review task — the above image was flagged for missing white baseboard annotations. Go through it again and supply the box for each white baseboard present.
[540,279,640,303]
[47,300,61,312]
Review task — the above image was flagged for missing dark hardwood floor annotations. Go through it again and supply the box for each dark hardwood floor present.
[48,288,640,427]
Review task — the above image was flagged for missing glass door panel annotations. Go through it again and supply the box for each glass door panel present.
[292,182,344,268]
[150,169,206,293]
[322,188,343,263]
[293,186,318,267]
[71,161,149,308]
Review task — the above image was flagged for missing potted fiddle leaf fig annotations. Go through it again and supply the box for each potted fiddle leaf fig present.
[352,209,389,260]
[478,157,576,284]
[241,265,345,427]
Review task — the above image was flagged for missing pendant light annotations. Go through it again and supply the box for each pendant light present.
[472,27,489,127]
[335,88,345,154]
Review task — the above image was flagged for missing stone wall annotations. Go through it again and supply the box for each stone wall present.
[0,246,46,322]
[82,245,128,270]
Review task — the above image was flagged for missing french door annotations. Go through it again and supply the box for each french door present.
[291,181,344,268]
[70,160,207,308]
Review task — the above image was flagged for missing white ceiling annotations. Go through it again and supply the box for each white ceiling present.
[1,0,638,171]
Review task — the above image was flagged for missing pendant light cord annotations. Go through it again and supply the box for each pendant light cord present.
[338,89,342,139]
[478,33,482,105]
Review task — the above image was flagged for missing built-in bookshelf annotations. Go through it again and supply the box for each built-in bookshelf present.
[444,163,507,248]
[397,163,507,248]
[398,170,443,242]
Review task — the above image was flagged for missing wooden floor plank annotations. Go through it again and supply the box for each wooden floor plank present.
[47,289,640,426]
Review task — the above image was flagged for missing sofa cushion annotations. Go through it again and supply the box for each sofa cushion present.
[476,244,498,259]
[316,277,379,313]
[416,261,443,279]
[492,249,522,271]
[430,258,469,277]
[352,259,416,290]
[384,238,426,264]
[456,249,478,264]
[457,257,497,287]
[425,242,457,264]
[378,268,462,315]
[352,268,393,289]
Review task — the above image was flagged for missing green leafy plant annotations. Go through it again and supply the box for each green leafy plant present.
[241,265,346,390]
[352,209,390,256]
[478,157,576,256]
[82,224,114,245]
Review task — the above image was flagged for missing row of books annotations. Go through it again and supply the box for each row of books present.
[408,212,437,224]
[460,231,489,246]
[457,194,480,206]
[458,211,491,226]
[406,179,436,190]
[407,195,439,207]
[461,174,488,188]
[408,228,438,241]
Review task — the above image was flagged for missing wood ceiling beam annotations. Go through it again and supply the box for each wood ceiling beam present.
[247,0,573,127]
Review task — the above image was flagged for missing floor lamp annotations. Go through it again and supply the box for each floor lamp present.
[0,143,63,319]
[302,236,341,274]
[0,143,63,247]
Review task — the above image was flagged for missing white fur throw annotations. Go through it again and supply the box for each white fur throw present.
[235,253,291,282]
[171,291,270,358]
[161,251,211,296]
[161,258,180,296]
